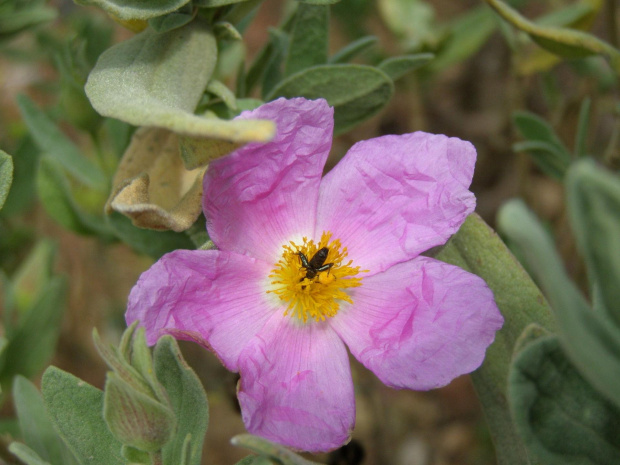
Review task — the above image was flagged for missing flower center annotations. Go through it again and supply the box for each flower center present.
[267,231,364,323]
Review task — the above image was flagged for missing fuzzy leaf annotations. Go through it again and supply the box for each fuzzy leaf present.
[74,0,191,21]
[104,373,176,452]
[566,160,620,327]
[36,156,113,238]
[436,213,556,465]
[42,367,124,465]
[106,211,194,259]
[498,200,620,410]
[378,53,434,81]
[13,376,78,465]
[154,336,209,465]
[0,150,13,210]
[513,111,571,179]
[267,64,393,134]
[85,21,274,143]
[17,95,107,191]
[0,137,38,216]
[231,435,323,465]
[485,0,620,73]
[0,277,67,387]
[510,336,620,465]
[427,6,497,73]
[8,443,51,465]
[329,35,378,64]
[285,4,329,76]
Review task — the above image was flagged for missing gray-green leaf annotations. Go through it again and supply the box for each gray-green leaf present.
[436,213,556,465]
[8,443,51,465]
[36,156,113,238]
[42,367,125,465]
[106,212,194,259]
[284,4,329,77]
[231,435,324,465]
[378,53,434,81]
[484,0,620,73]
[0,277,67,387]
[13,376,78,465]
[498,199,620,410]
[17,95,107,191]
[86,20,274,143]
[510,336,620,465]
[513,111,571,179]
[0,150,13,210]
[74,0,191,21]
[566,159,620,326]
[267,64,394,134]
[154,336,209,465]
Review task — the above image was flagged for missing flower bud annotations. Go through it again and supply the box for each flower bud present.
[104,373,176,452]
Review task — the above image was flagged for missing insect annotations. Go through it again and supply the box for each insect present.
[297,247,333,280]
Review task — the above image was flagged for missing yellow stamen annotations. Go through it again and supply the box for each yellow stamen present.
[267,231,364,323]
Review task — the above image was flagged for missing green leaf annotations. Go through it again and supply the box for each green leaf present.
[0,277,67,387]
[297,0,339,4]
[8,443,51,465]
[149,9,194,33]
[195,0,254,6]
[206,80,238,110]
[0,5,57,43]
[231,435,323,465]
[0,137,39,216]
[42,367,124,465]
[261,29,290,98]
[329,35,378,64]
[498,199,620,410]
[574,98,591,157]
[427,6,497,73]
[234,456,277,465]
[74,0,191,21]
[0,150,13,211]
[436,213,556,465]
[513,111,571,179]
[378,53,434,81]
[566,160,620,325]
[106,212,194,259]
[85,20,274,143]
[16,95,107,192]
[484,0,620,73]
[13,376,78,465]
[154,336,209,465]
[104,373,176,452]
[284,4,329,77]
[509,336,620,465]
[10,239,56,322]
[267,64,394,134]
[36,156,113,238]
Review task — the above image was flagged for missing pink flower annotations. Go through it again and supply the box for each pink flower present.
[126,98,503,452]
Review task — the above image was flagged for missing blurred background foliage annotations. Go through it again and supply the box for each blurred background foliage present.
[0,0,619,464]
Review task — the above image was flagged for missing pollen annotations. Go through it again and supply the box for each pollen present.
[267,231,364,323]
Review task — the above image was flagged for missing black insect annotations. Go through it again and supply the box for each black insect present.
[297,247,333,280]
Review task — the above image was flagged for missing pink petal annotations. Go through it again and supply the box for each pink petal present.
[204,98,334,263]
[126,249,276,371]
[315,132,476,274]
[330,256,503,390]
[237,317,355,452]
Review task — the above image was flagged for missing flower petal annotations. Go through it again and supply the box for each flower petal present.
[331,256,503,390]
[204,98,334,263]
[126,249,275,371]
[237,317,355,452]
[316,132,476,273]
